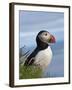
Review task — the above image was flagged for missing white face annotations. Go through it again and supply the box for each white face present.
[38,32,51,43]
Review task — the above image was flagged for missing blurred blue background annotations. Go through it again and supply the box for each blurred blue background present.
[19,10,64,77]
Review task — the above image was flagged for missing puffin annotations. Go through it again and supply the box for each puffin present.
[24,30,56,70]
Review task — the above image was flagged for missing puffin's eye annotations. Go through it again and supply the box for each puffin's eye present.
[45,33,47,36]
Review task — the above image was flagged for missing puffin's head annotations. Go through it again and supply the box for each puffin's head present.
[36,30,56,45]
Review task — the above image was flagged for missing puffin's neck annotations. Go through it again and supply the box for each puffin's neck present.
[36,39,49,50]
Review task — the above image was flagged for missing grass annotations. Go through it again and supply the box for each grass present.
[19,64,43,79]
[19,48,43,79]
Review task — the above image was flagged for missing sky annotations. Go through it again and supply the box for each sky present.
[19,10,64,48]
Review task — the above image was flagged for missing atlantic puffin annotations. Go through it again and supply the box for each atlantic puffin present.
[24,30,56,70]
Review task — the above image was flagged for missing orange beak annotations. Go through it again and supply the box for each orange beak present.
[49,35,56,43]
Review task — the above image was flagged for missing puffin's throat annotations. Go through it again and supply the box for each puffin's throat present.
[36,38,49,50]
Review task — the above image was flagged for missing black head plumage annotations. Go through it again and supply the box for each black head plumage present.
[36,30,49,50]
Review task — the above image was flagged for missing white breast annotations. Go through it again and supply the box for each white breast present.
[34,46,52,70]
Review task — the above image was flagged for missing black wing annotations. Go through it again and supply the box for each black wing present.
[24,47,40,66]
